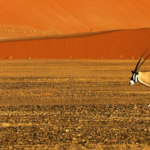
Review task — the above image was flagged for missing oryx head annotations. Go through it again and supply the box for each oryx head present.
[129,48,150,85]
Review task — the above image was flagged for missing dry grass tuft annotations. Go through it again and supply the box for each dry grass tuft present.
[1,123,10,127]
[7,56,12,59]
[27,57,31,59]
[18,92,24,96]
[131,56,134,59]
[120,55,123,58]
[42,93,51,96]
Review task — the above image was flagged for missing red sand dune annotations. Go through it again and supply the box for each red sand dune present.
[0,28,150,59]
[1,0,150,37]
[0,0,150,59]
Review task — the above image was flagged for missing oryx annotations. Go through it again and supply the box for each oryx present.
[129,48,150,106]
[129,48,150,86]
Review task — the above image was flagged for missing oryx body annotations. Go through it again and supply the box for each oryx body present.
[130,71,150,87]
[137,71,150,87]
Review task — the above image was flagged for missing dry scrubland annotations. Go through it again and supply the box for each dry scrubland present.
[0,60,150,149]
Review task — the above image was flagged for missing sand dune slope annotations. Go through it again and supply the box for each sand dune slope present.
[0,0,150,39]
[1,0,150,59]
[0,28,150,59]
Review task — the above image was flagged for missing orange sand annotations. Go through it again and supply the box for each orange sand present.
[0,29,150,59]
[0,0,150,59]
[0,0,150,36]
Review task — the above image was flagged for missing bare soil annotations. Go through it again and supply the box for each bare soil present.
[0,59,150,149]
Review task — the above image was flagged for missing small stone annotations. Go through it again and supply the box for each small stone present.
[73,137,76,141]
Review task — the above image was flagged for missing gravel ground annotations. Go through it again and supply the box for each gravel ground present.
[0,60,150,149]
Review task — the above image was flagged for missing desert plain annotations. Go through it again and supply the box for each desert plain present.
[0,59,150,149]
[1,0,150,149]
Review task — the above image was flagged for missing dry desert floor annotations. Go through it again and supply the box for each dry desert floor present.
[0,59,150,149]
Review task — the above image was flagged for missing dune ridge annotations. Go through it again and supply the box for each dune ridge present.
[0,28,149,42]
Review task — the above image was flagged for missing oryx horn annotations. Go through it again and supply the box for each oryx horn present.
[137,53,150,71]
[134,48,149,72]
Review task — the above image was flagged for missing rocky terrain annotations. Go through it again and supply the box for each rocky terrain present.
[0,60,150,149]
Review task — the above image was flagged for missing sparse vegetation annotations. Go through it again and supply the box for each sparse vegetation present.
[7,56,12,59]
[27,56,31,59]
[0,60,150,149]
